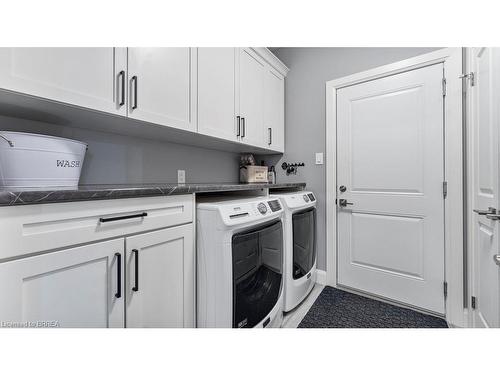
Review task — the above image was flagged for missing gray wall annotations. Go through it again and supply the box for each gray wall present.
[266,47,442,271]
[0,115,240,184]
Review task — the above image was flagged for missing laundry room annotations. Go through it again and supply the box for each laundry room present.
[0,2,498,375]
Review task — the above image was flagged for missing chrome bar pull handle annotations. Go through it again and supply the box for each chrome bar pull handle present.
[494,254,500,266]
[473,207,496,216]
[486,213,500,221]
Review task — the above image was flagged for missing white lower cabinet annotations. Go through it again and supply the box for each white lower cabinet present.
[0,238,125,328]
[0,196,195,328]
[125,224,195,328]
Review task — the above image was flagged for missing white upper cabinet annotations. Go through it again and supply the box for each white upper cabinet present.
[125,224,195,328]
[238,48,266,147]
[0,47,127,115]
[198,48,238,141]
[0,47,288,152]
[0,238,125,328]
[127,48,197,132]
[264,68,285,152]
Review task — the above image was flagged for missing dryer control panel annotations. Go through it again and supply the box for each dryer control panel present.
[270,191,316,210]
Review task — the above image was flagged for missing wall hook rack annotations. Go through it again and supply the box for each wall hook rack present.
[281,162,305,175]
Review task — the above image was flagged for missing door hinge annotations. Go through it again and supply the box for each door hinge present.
[442,78,447,96]
[443,181,448,199]
[471,296,476,309]
[443,281,448,299]
[459,72,475,87]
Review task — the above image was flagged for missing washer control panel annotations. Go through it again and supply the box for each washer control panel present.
[268,199,282,212]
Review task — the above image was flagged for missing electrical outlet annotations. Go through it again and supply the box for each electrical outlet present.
[177,170,186,184]
[315,153,324,165]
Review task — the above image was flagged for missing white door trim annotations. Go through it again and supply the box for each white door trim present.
[325,48,465,327]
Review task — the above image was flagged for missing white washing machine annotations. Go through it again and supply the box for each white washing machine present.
[270,191,317,312]
[197,196,285,328]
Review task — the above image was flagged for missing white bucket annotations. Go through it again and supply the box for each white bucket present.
[0,131,87,188]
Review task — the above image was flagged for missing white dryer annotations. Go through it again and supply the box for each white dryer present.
[197,196,284,328]
[270,191,317,312]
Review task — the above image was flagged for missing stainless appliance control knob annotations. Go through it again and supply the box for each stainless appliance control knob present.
[303,194,310,202]
[257,203,267,214]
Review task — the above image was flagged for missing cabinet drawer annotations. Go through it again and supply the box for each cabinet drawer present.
[0,195,194,260]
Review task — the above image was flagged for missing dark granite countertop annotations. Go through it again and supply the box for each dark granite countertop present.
[0,182,306,206]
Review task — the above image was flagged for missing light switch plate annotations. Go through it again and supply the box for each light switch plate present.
[315,153,324,165]
[177,170,186,184]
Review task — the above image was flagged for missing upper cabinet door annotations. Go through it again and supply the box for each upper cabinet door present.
[0,47,126,115]
[264,68,285,152]
[125,224,195,328]
[238,48,265,147]
[0,238,125,328]
[198,48,238,141]
[127,48,197,132]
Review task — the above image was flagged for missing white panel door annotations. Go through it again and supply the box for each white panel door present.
[264,68,285,152]
[198,48,238,141]
[0,238,125,328]
[128,48,197,132]
[125,224,194,328]
[0,47,127,115]
[238,48,265,147]
[470,47,500,328]
[337,63,445,314]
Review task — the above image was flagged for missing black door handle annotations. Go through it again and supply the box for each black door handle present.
[118,70,125,106]
[131,75,138,109]
[99,212,147,223]
[241,117,246,138]
[115,252,122,298]
[132,249,139,292]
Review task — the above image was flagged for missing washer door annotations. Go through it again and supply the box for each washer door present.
[292,207,317,280]
[232,220,283,328]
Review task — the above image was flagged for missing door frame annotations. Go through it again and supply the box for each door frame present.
[465,47,500,328]
[325,48,465,327]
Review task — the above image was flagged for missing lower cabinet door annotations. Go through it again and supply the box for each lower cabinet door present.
[0,238,125,328]
[125,224,195,328]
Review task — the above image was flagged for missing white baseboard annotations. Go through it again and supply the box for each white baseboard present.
[316,269,327,285]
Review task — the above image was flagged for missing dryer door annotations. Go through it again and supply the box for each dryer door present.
[232,220,283,328]
[292,207,317,280]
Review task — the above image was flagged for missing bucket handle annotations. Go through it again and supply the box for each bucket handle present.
[0,134,14,147]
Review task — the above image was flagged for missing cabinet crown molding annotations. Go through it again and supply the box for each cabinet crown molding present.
[250,48,289,77]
